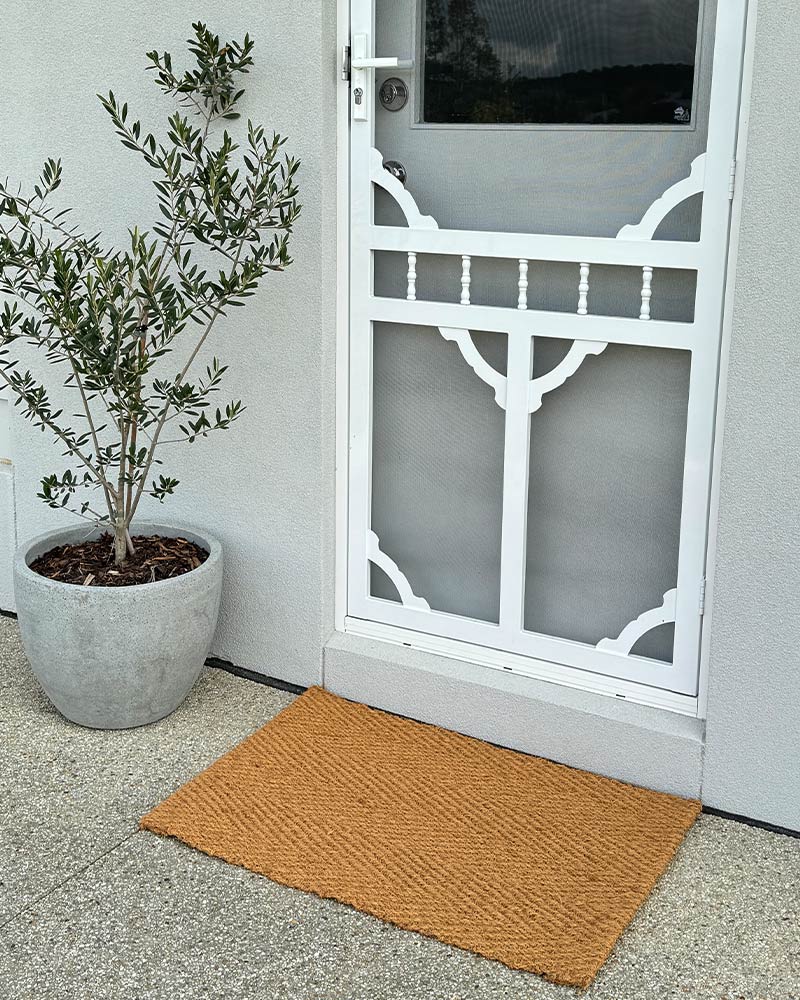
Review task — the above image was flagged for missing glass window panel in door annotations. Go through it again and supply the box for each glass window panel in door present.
[422,0,702,126]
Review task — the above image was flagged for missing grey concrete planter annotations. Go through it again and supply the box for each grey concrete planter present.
[13,522,223,729]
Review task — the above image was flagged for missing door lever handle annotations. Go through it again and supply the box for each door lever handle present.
[350,34,411,122]
[350,56,414,70]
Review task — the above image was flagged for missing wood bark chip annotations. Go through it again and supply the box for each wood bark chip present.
[29,534,208,587]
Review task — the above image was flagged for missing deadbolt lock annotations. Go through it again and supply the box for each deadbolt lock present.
[379,77,408,112]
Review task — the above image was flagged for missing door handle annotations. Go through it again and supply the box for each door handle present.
[350,34,412,122]
[350,56,413,70]
[382,160,407,186]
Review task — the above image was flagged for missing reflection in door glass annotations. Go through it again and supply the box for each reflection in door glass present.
[422,0,701,125]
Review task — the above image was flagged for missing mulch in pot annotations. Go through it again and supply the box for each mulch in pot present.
[29,534,209,587]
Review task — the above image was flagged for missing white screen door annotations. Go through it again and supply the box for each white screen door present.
[346,0,748,698]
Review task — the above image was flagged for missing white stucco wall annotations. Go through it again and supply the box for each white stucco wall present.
[0,1,337,686]
[702,0,800,831]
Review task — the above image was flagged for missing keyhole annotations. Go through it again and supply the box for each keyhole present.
[353,87,363,106]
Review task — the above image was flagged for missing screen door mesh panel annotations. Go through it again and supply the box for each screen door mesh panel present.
[371,323,506,622]
[525,343,690,662]
[372,129,706,236]
[370,563,401,604]
[632,623,676,662]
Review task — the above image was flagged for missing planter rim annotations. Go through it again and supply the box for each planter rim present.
[14,521,222,596]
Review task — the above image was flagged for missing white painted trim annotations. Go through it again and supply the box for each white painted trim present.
[348,592,693,691]
[367,530,430,610]
[617,155,706,240]
[597,589,677,656]
[528,340,607,412]
[369,298,697,350]
[333,0,352,634]
[497,335,532,640]
[369,148,437,228]
[439,328,507,406]
[697,0,759,719]
[367,226,703,269]
[668,0,749,696]
[344,617,699,716]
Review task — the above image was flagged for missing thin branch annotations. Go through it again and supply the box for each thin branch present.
[126,170,263,524]
[0,366,116,496]
[67,359,116,520]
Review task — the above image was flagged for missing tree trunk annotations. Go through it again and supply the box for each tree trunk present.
[114,521,128,567]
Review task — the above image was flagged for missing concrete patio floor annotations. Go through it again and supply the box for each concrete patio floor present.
[1,615,798,1000]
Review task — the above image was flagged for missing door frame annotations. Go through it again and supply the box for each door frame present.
[695,0,760,720]
[333,0,757,717]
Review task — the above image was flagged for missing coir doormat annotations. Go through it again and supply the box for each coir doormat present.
[141,686,700,987]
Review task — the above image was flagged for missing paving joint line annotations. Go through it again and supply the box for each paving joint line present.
[0,828,140,932]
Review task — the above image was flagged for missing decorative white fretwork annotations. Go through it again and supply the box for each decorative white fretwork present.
[370,144,712,419]
[528,340,607,412]
[373,150,507,406]
[460,256,472,305]
[517,259,528,310]
[640,266,653,320]
[596,589,677,656]
[577,263,590,315]
[406,252,417,301]
[617,155,706,241]
[370,148,438,229]
[367,530,430,611]
[440,328,507,406]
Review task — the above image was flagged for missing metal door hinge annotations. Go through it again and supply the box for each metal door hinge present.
[341,44,351,83]
[699,576,707,616]
[728,160,737,201]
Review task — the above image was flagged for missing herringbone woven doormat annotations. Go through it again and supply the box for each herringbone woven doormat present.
[141,686,700,987]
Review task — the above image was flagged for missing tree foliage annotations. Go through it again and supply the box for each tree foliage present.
[0,23,300,563]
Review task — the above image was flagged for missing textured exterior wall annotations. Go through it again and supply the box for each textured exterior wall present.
[702,0,800,831]
[0,1,338,686]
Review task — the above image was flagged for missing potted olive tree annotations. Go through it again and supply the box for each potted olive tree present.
[0,24,299,728]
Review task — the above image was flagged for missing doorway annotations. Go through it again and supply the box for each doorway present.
[345,0,749,700]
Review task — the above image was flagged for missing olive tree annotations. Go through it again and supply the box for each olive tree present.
[0,23,300,565]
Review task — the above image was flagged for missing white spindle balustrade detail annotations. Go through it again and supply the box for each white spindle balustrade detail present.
[460,255,471,305]
[517,259,528,310]
[577,262,590,315]
[640,266,653,321]
[406,252,417,301]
